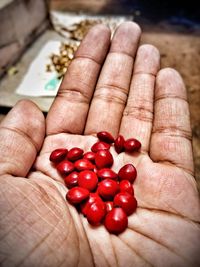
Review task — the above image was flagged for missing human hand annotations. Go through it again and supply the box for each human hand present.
[0,22,199,267]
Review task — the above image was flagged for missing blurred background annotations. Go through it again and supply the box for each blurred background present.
[0,0,199,188]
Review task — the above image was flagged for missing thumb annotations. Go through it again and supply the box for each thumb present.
[0,100,45,177]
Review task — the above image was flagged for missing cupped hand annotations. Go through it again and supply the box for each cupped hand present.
[0,22,199,267]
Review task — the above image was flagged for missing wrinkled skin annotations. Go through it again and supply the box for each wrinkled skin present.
[0,22,200,267]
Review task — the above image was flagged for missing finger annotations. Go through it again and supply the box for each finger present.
[46,25,111,135]
[150,68,194,174]
[120,44,160,152]
[84,22,141,136]
[0,100,45,177]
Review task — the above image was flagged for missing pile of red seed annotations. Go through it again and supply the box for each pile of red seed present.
[49,131,141,234]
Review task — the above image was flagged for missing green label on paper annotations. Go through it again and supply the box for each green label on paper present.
[45,77,60,91]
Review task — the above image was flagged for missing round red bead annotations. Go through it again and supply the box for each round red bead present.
[66,187,89,204]
[124,138,141,152]
[56,160,74,175]
[119,180,134,195]
[95,150,113,169]
[86,200,106,226]
[98,179,119,200]
[49,148,68,163]
[114,192,137,216]
[114,135,125,154]
[64,171,79,188]
[118,164,137,183]
[91,141,110,153]
[83,151,96,163]
[80,192,102,216]
[104,207,128,234]
[97,168,118,180]
[78,170,98,192]
[67,147,83,161]
[97,131,115,144]
[74,159,94,171]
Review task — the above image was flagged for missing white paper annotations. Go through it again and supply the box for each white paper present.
[16,41,62,96]
[50,11,133,38]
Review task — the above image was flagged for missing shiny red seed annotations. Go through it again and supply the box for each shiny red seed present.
[86,201,106,226]
[118,164,137,183]
[124,138,141,152]
[105,201,114,213]
[64,171,79,188]
[83,151,95,163]
[114,192,137,216]
[66,187,89,204]
[97,131,115,144]
[98,179,119,200]
[78,170,98,192]
[91,141,110,153]
[67,147,83,161]
[80,192,102,216]
[97,168,118,180]
[119,180,134,195]
[93,166,98,174]
[114,135,125,154]
[74,159,94,171]
[56,160,74,175]
[104,207,128,234]
[95,150,113,169]
[49,148,68,163]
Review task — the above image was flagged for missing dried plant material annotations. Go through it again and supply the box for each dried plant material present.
[68,19,102,41]
[47,42,79,78]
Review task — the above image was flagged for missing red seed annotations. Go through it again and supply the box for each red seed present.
[98,179,119,200]
[104,207,128,234]
[95,150,113,169]
[78,170,98,192]
[83,151,96,163]
[114,192,137,216]
[124,138,141,152]
[64,171,79,188]
[67,147,83,161]
[80,192,102,216]
[118,164,137,183]
[66,187,89,204]
[49,148,68,163]
[105,201,114,213]
[97,131,115,144]
[93,166,98,174]
[86,201,106,226]
[97,168,118,180]
[114,135,125,154]
[56,160,74,175]
[91,141,110,153]
[74,159,94,171]
[119,180,134,195]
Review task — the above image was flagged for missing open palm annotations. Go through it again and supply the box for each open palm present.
[0,22,199,267]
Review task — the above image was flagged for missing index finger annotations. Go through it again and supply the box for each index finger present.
[46,25,111,135]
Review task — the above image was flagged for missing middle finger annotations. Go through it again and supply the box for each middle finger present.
[84,22,141,136]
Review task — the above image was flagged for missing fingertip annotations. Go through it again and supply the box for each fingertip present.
[117,21,141,35]
[90,23,111,36]
[134,44,160,75]
[110,21,141,56]
[74,23,111,65]
[156,68,187,99]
